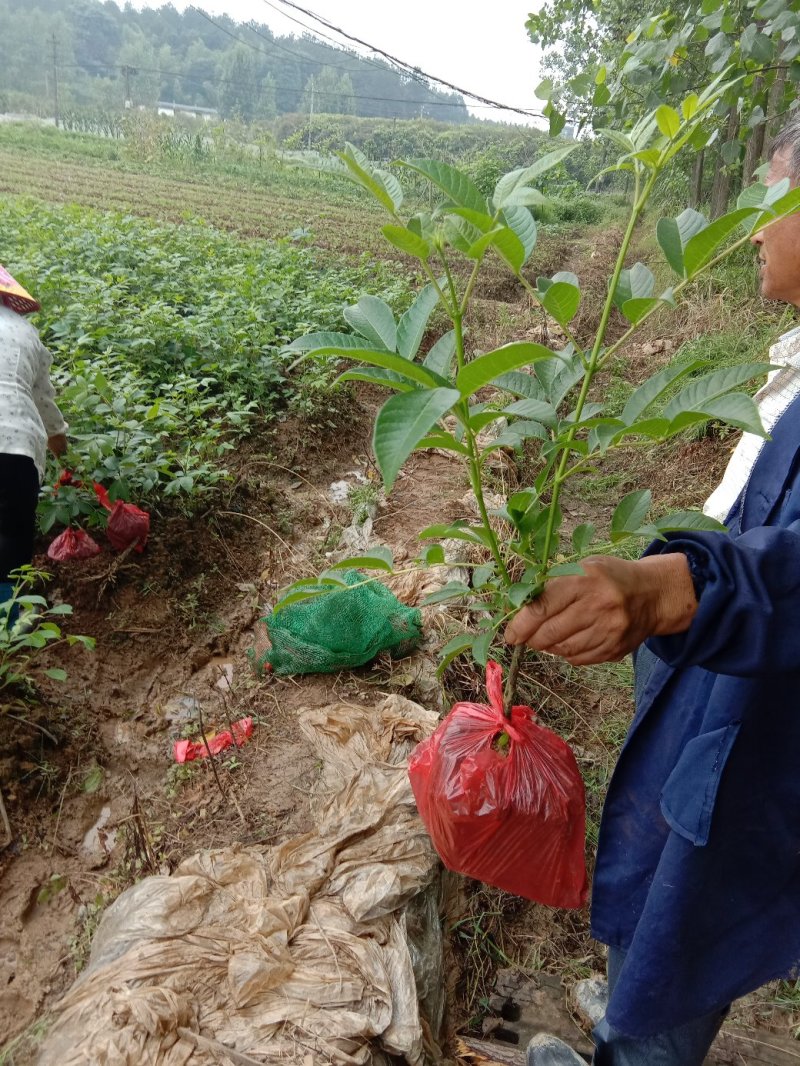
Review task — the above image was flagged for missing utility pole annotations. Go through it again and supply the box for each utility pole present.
[307,75,314,151]
[121,64,137,109]
[50,33,60,129]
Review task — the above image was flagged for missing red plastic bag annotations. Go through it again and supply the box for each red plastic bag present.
[47,527,102,562]
[408,661,588,908]
[93,483,150,553]
[173,717,254,763]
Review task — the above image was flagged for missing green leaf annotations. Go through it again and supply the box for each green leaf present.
[399,159,487,214]
[456,342,555,398]
[541,281,581,327]
[598,128,636,154]
[682,92,700,119]
[622,359,708,424]
[310,347,444,389]
[381,224,430,260]
[343,296,397,352]
[485,420,549,451]
[423,331,457,378]
[662,363,770,420]
[683,208,757,275]
[503,397,558,427]
[655,104,681,138]
[499,205,537,268]
[373,388,461,491]
[669,393,767,436]
[337,368,415,393]
[340,143,402,212]
[572,523,596,552]
[288,331,384,352]
[653,510,727,534]
[620,296,668,324]
[481,227,525,273]
[45,667,68,682]
[419,522,487,544]
[613,262,654,309]
[471,629,495,667]
[436,633,474,675]
[420,580,471,606]
[422,544,446,565]
[535,78,554,100]
[611,489,652,538]
[417,431,471,456]
[656,208,709,276]
[444,214,483,254]
[396,284,440,360]
[472,562,496,588]
[547,562,586,577]
[326,547,394,572]
[494,370,544,399]
[493,146,576,209]
[500,187,549,210]
[441,206,497,232]
[548,109,567,137]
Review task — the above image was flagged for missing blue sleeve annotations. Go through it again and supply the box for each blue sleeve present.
[643,522,800,676]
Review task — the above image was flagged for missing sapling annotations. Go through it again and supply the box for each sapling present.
[283,72,800,711]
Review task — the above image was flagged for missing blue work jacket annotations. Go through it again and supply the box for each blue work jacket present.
[591,391,800,1038]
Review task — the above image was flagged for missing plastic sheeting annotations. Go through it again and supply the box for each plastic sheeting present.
[38,694,442,1066]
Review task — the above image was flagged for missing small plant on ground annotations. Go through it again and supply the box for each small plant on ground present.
[282,72,800,708]
[0,568,95,693]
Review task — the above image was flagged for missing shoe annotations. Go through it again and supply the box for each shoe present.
[572,975,609,1027]
[526,1034,587,1066]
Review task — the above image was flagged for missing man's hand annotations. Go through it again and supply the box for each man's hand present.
[503,554,698,666]
[48,433,68,457]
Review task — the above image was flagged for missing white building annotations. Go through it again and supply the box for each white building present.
[156,102,218,121]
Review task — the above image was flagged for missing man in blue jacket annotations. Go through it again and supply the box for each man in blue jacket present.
[506,119,800,1066]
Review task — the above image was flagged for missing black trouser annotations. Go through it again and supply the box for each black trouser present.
[0,454,39,583]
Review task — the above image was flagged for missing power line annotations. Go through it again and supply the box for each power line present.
[263,0,543,118]
[191,7,452,100]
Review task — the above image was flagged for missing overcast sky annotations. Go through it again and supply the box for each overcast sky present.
[132,0,546,126]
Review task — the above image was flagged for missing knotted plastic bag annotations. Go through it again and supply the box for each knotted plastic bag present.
[47,527,102,562]
[408,660,588,908]
[94,484,150,553]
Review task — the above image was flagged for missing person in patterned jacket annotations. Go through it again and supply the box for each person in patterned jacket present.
[0,266,68,608]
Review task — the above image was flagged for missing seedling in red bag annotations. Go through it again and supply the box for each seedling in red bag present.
[409,662,588,908]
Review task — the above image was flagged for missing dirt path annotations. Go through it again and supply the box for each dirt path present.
[0,396,476,1055]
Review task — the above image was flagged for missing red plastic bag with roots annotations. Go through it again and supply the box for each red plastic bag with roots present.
[93,484,150,553]
[409,660,588,908]
[47,527,102,562]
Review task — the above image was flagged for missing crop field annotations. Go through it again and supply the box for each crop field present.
[2,114,800,1066]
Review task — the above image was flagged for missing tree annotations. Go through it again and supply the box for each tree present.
[527,0,800,212]
[219,45,259,122]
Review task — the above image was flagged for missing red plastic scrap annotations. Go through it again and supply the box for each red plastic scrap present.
[173,717,254,763]
[47,527,102,562]
[408,660,588,909]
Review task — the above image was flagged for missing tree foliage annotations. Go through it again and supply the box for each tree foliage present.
[0,0,470,122]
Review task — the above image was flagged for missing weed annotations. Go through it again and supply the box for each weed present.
[348,482,380,523]
[0,568,94,694]
[0,1016,51,1065]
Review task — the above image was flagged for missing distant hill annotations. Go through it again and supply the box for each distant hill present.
[0,0,470,123]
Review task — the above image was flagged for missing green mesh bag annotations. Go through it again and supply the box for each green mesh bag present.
[252,569,422,676]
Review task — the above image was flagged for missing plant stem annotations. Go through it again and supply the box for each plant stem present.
[503,643,525,717]
[538,167,659,571]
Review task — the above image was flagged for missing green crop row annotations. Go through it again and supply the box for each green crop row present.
[1,199,410,526]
